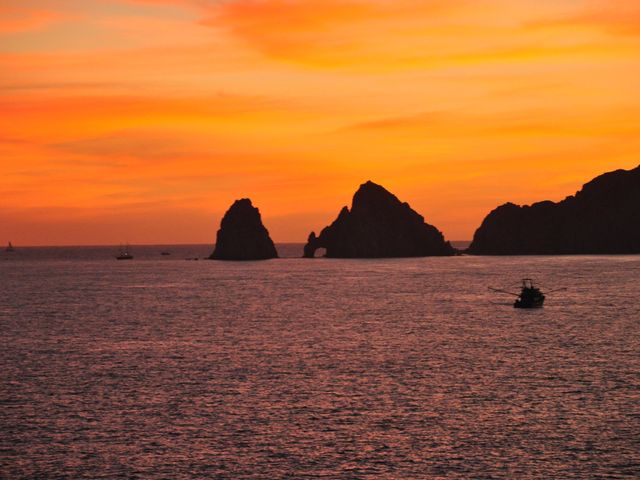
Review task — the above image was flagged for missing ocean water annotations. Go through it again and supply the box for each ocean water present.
[1,245,639,479]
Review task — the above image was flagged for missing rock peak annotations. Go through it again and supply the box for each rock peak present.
[360,180,380,189]
[232,198,253,207]
[303,181,453,258]
[352,181,401,213]
[210,198,278,260]
[355,180,391,196]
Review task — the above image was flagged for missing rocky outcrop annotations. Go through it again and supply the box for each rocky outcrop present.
[468,165,640,254]
[303,181,454,258]
[210,199,278,260]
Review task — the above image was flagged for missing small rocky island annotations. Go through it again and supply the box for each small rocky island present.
[468,164,640,254]
[303,181,454,258]
[210,199,278,260]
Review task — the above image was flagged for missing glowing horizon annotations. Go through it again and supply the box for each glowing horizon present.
[2,0,640,245]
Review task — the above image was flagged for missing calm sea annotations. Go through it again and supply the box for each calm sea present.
[1,245,639,479]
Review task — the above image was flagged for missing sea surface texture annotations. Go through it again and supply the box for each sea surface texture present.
[1,245,639,479]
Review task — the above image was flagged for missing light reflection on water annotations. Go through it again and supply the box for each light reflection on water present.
[1,245,639,478]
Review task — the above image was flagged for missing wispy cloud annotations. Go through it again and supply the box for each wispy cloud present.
[197,0,635,70]
[531,1,640,37]
[0,5,63,34]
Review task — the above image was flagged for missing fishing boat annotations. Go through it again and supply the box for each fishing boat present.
[514,279,545,309]
[116,244,133,260]
[5,241,14,252]
[490,279,565,309]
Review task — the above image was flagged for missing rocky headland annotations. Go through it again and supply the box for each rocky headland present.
[468,165,640,254]
[303,181,454,258]
[210,199,278,260]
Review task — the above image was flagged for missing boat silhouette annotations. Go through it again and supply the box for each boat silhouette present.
[5,241,14,252]
[116,244,133,260]
[514,279,545,308]
[490,279,565,309]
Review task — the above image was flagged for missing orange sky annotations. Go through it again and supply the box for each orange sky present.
[1,0,639,245]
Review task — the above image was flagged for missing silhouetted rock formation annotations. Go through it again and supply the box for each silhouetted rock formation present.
[210,199,278,260]
[468,165,640,254]
[303,181,454,258]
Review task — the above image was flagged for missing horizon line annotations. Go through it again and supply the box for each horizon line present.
[4,240,473,249]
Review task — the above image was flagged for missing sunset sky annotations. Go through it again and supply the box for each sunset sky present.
[2,0,639,245]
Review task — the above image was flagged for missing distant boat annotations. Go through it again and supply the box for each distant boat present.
[5,241,14,252]
[490,279,565,309]
[160,251,171,256]
[116,244,133,260]
[514,279,545,309]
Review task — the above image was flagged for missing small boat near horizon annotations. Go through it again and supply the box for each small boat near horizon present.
[5,241,15,252]
[116,244,133,260]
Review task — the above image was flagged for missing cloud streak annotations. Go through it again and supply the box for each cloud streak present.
[0,5,63,34]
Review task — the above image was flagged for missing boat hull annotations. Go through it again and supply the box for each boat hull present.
[514,297,545,308]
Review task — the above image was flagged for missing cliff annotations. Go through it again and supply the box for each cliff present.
[468,165,640,254]
[303,181,454,258]
[210,199,278,260]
